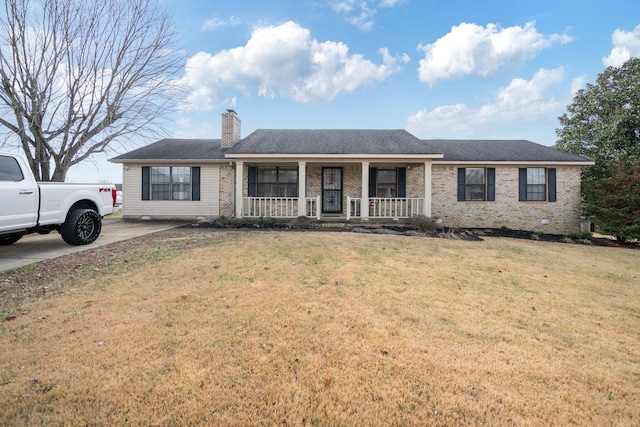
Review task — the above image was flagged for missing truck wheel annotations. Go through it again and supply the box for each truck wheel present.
[60,209,102,245]
[0,234,22,245]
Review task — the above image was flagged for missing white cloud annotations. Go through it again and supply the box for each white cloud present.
[177,21,407,110]
[418,22,572,86]
[407,67,566,137]
[201,18,225,31]
[379,0,405,6]
[201,16,240,31]
[570,75,588,95]
[602,24,640,67]
[331,0,406,31]
[331,1,354,13]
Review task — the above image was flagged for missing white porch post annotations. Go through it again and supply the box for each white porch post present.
[361,161,369,220]
[298,161,306,217]
[424,161,432,218]
[235,161,244,218]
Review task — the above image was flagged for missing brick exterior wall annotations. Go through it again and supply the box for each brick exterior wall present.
[218,164,235,217]
[406,164,424,198]
[305,164,361,200]
[227,161,583,233]
[221,110,241,148]
[305,164,322,197]
[239,162,427,208]
[306,163,419,214]
[431,164,583,234]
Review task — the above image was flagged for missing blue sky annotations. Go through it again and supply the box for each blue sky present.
[69,0,640,182]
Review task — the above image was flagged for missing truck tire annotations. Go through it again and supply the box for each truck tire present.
[60,209,102,245]
[0,234,22,245]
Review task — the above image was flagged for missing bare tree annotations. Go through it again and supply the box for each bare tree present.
[0,0,183,181]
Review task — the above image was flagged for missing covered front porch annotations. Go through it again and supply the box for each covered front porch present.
[234,160,433,220]
[241,195,426,220]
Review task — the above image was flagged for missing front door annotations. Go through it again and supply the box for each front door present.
[322,167,342,213]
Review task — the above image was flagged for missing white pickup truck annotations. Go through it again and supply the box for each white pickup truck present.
[0,151,119,246]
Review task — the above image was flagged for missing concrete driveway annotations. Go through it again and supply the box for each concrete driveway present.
[0,218,182,273]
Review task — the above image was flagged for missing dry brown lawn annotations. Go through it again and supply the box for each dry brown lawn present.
[0,230,639,426]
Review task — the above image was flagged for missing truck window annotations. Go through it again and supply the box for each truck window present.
[0,155,25,181]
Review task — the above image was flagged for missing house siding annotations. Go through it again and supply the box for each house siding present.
[431,165,583,233]
[122,164,221,219]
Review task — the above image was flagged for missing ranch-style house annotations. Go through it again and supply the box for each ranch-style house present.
[110,110,594,234]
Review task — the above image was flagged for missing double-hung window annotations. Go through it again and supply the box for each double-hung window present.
[248,167,298,197]
[142,166,201,201]
[368,167,406,198]
[519,168,556,202]
[457,168,495,201]
[526,168,545,201]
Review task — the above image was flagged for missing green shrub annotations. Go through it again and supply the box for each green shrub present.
[408,215,436,232]
[569,231,593,240]
[291,216,314,229]
[256,216,277,226]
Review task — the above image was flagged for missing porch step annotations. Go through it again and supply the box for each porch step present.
[318,216,348,222]
[316,218,403,228]
[320,222,347,228]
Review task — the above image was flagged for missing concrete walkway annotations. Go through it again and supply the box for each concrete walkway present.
[0,219,182,273]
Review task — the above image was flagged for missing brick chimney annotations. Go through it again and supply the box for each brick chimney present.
[221,109,241,147]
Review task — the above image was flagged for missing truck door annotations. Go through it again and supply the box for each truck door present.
[0,155,38,233]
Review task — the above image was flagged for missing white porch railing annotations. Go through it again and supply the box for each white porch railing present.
[243,197,422,220]
[347,197,361,220]
[305,196,321,219]
[243,197,320,219]
[347,197,424,219]
[243,197,297,218]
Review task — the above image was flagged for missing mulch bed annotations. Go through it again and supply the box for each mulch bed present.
[185,219,638,248]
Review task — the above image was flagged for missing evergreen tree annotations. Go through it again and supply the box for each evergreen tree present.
[556,58,640,241]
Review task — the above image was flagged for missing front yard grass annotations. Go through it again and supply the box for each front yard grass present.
[0,230,639,426]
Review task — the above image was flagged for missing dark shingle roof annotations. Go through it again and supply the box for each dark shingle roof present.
[109,132,592,164]
[424,139,592,162]
[226,129,438,155]
[110,139,226,161]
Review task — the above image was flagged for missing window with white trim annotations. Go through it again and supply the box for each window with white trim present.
[376,169,399,197]
[519,168,556,202]
[142,166,200,201]
[151,167,191,200]
[368,167,407,198]
[526,168,546,201]
[457,168,495,201]
[465,168,485,200]
[249,167,298,197]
